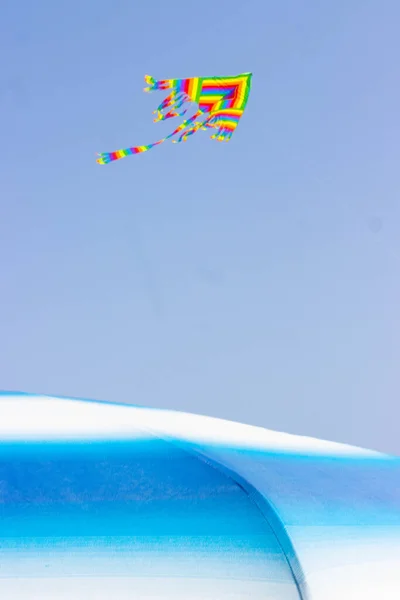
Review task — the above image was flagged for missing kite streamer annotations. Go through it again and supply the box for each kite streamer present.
[97,72,252,164]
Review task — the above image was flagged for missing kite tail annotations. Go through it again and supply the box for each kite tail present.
[203,110,244,142]
[96,111,208,165]
[143,74,175,93]
[96,141,164,164]
[153,91,192,123]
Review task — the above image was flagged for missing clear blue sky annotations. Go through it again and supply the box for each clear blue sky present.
[1,1,399,454]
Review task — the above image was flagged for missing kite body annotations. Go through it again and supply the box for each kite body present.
[97,72,252,164]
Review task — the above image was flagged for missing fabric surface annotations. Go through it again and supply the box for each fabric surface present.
[0,392,399,599]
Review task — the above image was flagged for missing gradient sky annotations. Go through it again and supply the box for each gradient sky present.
[1,1,399,454]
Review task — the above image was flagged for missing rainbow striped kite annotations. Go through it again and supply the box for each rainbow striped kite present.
[96,72,252,164]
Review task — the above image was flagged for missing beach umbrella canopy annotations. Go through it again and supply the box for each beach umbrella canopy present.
[0,392,399,599]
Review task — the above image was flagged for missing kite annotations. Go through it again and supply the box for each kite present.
[96,72,252,164]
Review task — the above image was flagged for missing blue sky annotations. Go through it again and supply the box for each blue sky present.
[1,1,399,454]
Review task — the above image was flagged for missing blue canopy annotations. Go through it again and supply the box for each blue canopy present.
[0,392,399,599]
